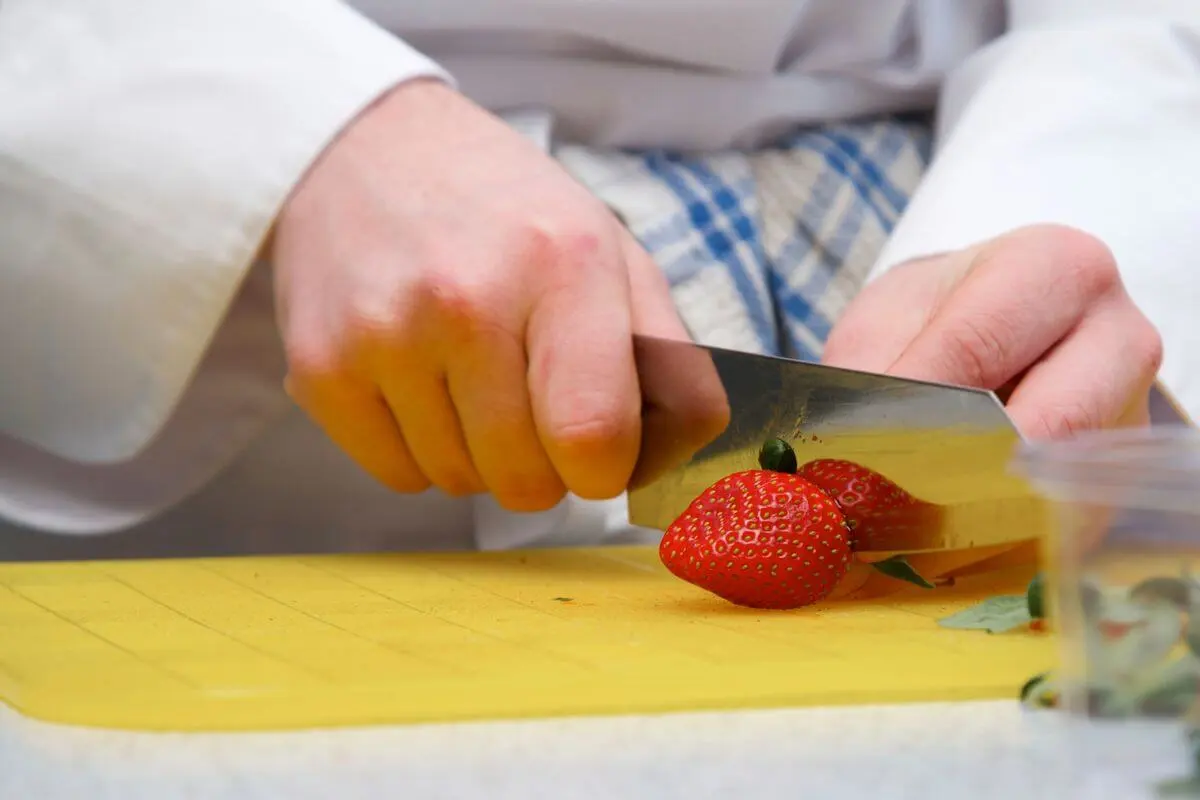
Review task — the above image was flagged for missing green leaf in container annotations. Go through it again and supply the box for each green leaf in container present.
[757,437,798,474]
[1138,671,1200,717]
[1019,672,1049,703]
[937,595,1032,634]
[871,555,936,589]
[1026,572,1045,619]
[1018,671,1059,708]
[1155,776,1200,798]
[1157,725,1200,796]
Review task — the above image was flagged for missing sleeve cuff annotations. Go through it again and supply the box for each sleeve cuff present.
[0,0,451,463]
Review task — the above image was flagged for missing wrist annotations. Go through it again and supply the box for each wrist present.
[268,74,457,263]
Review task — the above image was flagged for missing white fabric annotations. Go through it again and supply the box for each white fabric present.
[0,0,451,463]
[0,700,1188,799]
[0,0,1196,547]
[871,0,1200,422]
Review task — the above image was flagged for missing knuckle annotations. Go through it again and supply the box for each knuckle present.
[494,477,568,513]
[377,468,433,495]
[349,269,504,352]
[1027,399,1103,440]
[411,271,513,346]
[438,480,480,499]
[334,286,417,358]
[282,337,341,388]
[523,216,605,266]
[1011,222,1107,259]
[550,407,635,452]
[417,273,483,327]
[554,228,605,263]
[1134,319,1166,376]
[427,455,486,498]
[431,476,481,499]
[937,312,1011,388]
[1015,224,1122,298]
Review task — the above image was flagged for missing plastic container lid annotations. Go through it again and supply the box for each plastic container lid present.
[1011,425,1200,515]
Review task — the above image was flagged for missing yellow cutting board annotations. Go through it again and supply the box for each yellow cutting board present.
[0,546,1051,732]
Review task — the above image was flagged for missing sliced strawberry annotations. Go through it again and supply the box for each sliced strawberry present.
[796,458,941,551]
[659,469,852,609]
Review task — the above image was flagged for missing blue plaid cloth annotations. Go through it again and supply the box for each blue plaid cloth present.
[556,118,933,360]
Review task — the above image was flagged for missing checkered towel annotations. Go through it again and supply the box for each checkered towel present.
[556,118,933,359]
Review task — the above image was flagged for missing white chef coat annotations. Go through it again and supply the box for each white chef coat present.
[0,0,1197,550]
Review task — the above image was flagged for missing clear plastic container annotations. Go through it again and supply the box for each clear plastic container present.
[1013,425,1200,796]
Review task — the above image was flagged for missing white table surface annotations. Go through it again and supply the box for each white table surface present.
[1,699,1189,799]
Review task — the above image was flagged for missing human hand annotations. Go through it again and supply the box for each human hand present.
[270,79,716,512]
[821,225,1160,591]
[822,224,1163,439]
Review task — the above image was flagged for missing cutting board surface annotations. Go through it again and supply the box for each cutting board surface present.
[0,546,1050,731]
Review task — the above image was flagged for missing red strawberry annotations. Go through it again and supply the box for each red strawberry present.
[658,469,852,609]
[796,458,942,551]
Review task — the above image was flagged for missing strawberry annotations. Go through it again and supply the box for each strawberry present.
[796,458,941,551]
[658,469,852,609]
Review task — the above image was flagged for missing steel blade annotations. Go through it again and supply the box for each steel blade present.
[627,334,1051,553]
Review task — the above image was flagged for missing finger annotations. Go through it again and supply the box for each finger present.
[1004,297,1162,440]
[1000,296,1159,559]
[526,225,641,500]
[621,233,731,487]
[447,332,567,513]
[887,229,1120,390]
[622,230,690,341]
[286,375,431,493]
[381,373,487,497]
[821,251,966,372]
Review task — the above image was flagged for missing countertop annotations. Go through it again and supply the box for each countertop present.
[1,700,1189,799]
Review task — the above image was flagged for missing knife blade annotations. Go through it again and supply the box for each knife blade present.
[627,334,1052,554]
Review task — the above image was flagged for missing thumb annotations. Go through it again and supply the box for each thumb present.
[621,230,691,341]
[620,232,731,487]
[821,252,965,373]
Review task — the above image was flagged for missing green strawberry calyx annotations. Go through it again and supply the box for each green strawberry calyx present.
[757,437,798,474]
[870,555,936,589]
[1026,572,1046,619]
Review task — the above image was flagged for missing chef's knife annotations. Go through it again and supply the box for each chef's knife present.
[627,334,1051,554]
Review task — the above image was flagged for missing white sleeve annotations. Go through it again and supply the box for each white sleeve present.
[870,0,1200,420]
[0,1,451,464]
